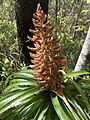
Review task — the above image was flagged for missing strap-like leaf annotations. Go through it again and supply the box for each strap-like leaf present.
[4,78,37,93]
[68,97,89,120]
[13,72,34,79]
[21,69,34,74]
[13,99,42,120]
[25,99,43,119]
[51,94,70,120]
[5,71,35,87]
[45,104,58,120]
[0,87,42,114]
[65,71,90,78]
[37,106,49,120]
[71,79,90,113]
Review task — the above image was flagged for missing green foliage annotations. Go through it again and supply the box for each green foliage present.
[0,68,90,120]
[49,0,90,69]
[0,0,25,93]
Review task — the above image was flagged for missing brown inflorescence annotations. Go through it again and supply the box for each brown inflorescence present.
[27,4,67,95]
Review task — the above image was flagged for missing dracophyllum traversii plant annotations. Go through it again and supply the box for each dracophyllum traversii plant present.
[0,4,90,120]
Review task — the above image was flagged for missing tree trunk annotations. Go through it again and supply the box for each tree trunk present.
[74,27,90,72]
[15,0,49,65]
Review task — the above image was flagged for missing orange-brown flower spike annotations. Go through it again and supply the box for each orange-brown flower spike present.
[27,4,67,96]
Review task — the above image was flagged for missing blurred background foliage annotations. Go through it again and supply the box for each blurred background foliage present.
[49,0,90,69]
[0,0,24,93]
[0,0,90,93]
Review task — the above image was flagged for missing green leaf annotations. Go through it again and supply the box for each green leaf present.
[72,100,89,120]
[0,109,16,120]
[26,99,43,119]
[5,70,35,87]
[66,95,89,120]
[4,78,37,93]
[13,98,42,120]
[13,72,34,79]
[0,87,42,114]
[82,84,90,91]
[61,96,81,120]
[65,71,90,78]
[37,106,49,120]
[58,99,75,120]
[71,79,90,113]
[21,69,34,74]
[10,78,37,86]
[4,86,29,93]
[51,94,70,120]
[45,104,58,120]
[4,84,35,93]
